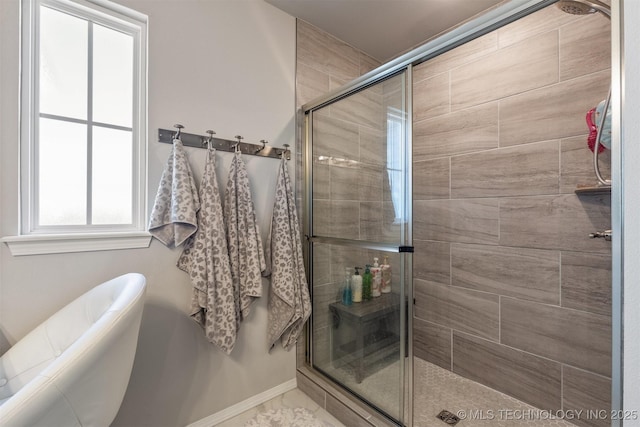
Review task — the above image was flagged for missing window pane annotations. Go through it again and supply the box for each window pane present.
[38,118,87,225]
[92,127,133,224]
[39,6,88,120]
[93,24,134,127]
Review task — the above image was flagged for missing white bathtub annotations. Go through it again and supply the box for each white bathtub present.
[0,273,147,427]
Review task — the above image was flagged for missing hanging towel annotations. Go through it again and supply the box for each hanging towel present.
[265,157,311,351]
[177,148,237,354]
[225,151,267,326]
[148,139,200,247]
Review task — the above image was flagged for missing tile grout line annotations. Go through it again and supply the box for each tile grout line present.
[498,295,502,344]
[448,156,452,202]
[557,28,561,84]
[497,96,501,148]
[412,135,585,163]
[558,138,562,194]
[448,70,452,115]
[560,364,564,412]
[559,251,563,307]
[448,329,600,378]
[450,328,454,372]
[449,230,452,287]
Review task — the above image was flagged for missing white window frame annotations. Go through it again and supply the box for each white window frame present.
[4,0,150,255]
[387,107,406,225]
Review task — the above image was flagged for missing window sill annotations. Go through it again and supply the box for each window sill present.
[1,232,152,256]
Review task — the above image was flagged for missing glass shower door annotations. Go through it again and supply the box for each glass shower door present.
[305,70,411,425]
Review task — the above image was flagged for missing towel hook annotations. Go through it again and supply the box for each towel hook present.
[255,139,268,154]
[233,135,244,153]
[204,130,216,149]
[281,143,290,160]
[174,124,184,140]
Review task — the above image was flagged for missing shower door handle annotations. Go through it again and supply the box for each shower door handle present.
[589,230,612,241]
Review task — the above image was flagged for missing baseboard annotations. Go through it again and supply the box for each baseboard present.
[186,378,298,427]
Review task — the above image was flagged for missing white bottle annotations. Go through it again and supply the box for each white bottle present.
[381,255,392,293]
[352,267,363,303]
[371,257,382,297]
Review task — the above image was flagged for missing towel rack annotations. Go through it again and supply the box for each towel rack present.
[158,127,290,160]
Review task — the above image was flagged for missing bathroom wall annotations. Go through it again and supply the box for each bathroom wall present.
[291,2,640,426]
[295,20,381,110]
[0,1,296,425]
[294,19,382,367]
[293,20,409,426]
[294,20,411,374]
[411,5,612,426]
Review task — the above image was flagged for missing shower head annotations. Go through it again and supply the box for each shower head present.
[556,0,611,18]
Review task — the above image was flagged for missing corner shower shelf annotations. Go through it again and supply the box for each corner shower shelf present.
[575,184,611,195]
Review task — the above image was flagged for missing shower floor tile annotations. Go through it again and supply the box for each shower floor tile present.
[414,357,577,427]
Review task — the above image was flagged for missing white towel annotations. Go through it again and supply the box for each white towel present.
[225,151,266,327]
[177,148,237,354]
[265,157,311,351]
[148,139,200,247]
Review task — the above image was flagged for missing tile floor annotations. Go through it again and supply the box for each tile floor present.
[214,358,584,427]
[413,357,577,427]
[316,357,581,426]
[213,388,345,427]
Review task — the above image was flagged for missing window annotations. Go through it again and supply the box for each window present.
[386,107,406,224]
[8,0,149,254]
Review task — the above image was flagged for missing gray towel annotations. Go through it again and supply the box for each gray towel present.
[177,148,237,354]
[225,151,266,327]
[148,139,200,247]
[265,157,311,351]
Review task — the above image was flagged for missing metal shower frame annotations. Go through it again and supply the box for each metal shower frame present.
[300,0,623,425]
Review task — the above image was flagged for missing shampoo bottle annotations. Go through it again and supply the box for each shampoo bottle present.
[352,267,363,303]
[362,265,372,301]
[342,268,352,306]
[371,257,382,297]
[381,255,392,293]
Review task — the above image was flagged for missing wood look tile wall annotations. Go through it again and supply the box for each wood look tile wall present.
[562,366,612,427]
[296,5,612,427]
[295,19,394,394]
[412,5,612,423]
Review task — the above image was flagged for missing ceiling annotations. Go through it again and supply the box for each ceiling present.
[264,0,506,62]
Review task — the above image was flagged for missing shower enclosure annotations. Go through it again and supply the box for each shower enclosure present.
[301,1,616,426]
[304,70,412,424]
